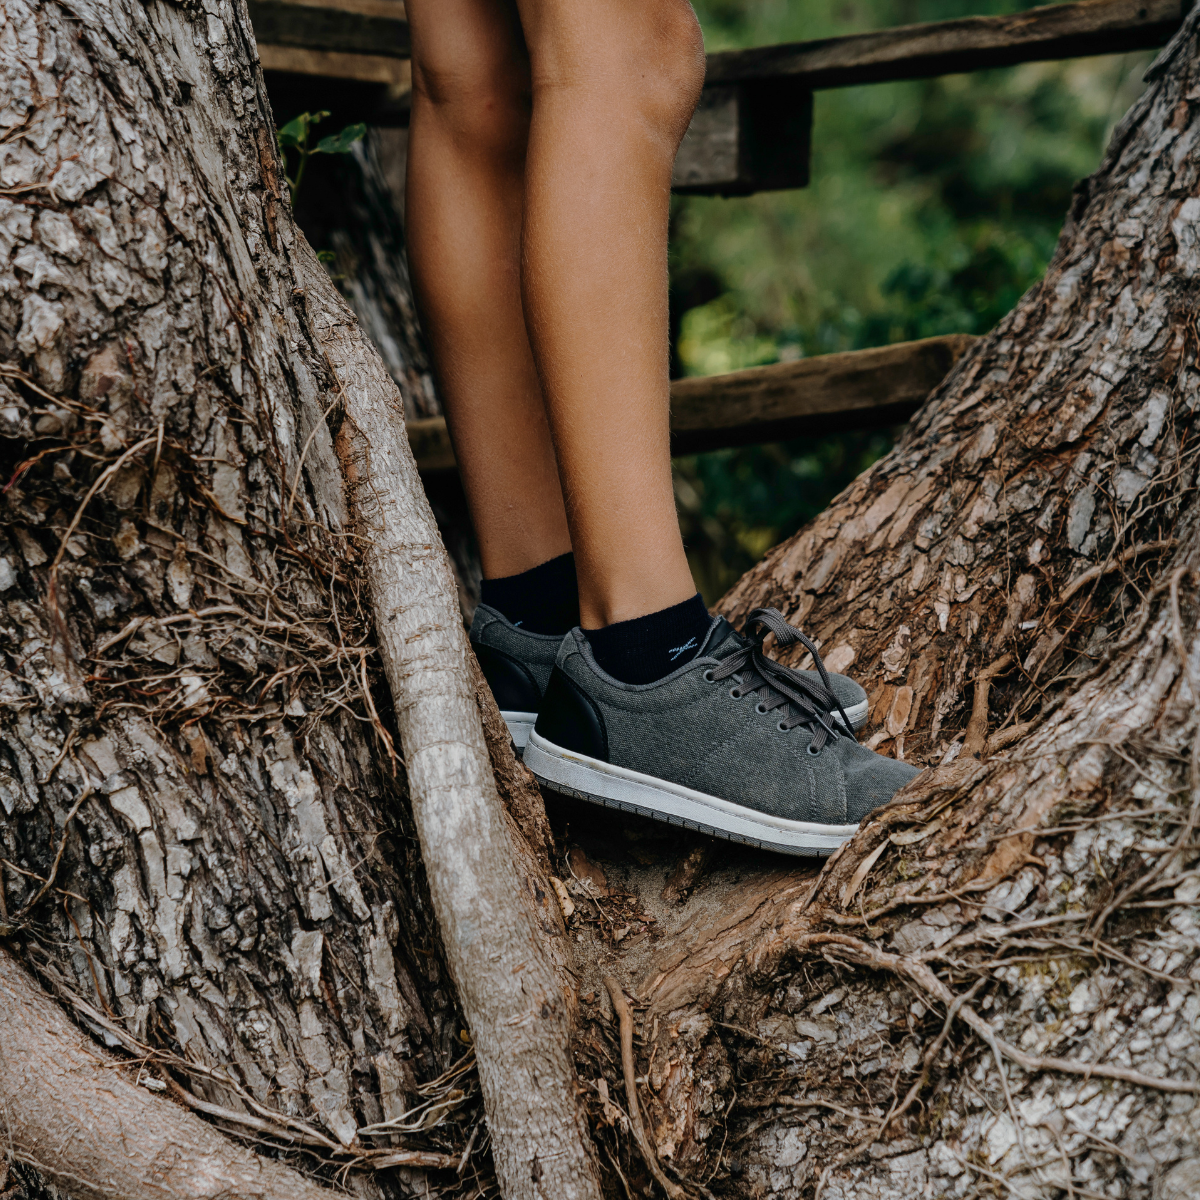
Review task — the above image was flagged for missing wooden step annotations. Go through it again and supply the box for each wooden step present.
[406,334,978,473]
[248,0,410,60]
[253,0,1185,195]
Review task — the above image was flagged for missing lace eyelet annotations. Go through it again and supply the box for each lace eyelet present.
[806,743,821,756]
[729,687,742,699]
[755,702,768,715]
[703,670,715,683]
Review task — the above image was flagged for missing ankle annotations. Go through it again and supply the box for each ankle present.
[583,593,710,684]
[578,564,698,630]
[479,552,580,635]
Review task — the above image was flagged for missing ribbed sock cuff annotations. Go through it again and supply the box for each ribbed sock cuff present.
[584,593,710,685]
[479,552,580,635]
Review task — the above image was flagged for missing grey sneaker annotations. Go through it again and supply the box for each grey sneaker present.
[471,603,871,756]
[469,603,563,753]
[523,608,920,856]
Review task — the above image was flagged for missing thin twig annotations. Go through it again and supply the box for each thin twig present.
[17,758,93,916]
[605,976,687,1200]
[785,933,1200,1094]
[285,391,344,520]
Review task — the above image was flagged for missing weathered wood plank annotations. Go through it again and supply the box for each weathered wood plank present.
[259,45,411,89]
[248,0,410,60]
[668,333,978,454]
[407,334,979,472]
[671,79,812,196]
[251,0,1183,191]
[677,0,1182,192]
[705,0,1183,89]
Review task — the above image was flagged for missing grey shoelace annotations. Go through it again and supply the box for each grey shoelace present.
[707,607,856,754]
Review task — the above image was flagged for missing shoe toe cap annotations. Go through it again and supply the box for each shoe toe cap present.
[842,752,922,823]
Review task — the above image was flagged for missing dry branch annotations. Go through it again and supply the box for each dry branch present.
[296,241,603,1200]
[782,932,1200,1095]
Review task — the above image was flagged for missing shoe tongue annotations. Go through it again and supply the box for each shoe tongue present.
[699,615,746,659]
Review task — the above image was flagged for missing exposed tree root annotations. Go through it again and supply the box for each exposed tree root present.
[605,976,689,1200]
[777,931,1200,1095]
[0,945,346,1200]
[304,240,602,1200]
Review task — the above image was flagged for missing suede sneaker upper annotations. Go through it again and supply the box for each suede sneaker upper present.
[525,608,920,854]
[469,603,564,752]
[471,601,869,757]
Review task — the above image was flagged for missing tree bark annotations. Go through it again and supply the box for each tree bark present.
[297,240,601,1199]
[8,0,1200,1197]
[287,130,482,620]
[0,944,405,1200]
[0,2,595,1198]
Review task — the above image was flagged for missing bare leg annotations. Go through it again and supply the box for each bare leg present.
[515,0,704,627]
[406,0,570,579]
[407,0,704,626]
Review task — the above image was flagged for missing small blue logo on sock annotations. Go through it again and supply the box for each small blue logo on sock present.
[668,637,698,662]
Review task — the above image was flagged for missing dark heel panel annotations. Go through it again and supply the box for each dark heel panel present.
[535,667,609,762]
[472,643,541,713]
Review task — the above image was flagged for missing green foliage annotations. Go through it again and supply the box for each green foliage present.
[672,0,1155,602]
[277,111,328,149]
[317,123,369,155]
[676,430,893,604]
[277,112,367,204]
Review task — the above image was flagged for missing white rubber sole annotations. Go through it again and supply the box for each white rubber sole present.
[837,698,868,732]
[501,711,537,757]
[524,731,857,856]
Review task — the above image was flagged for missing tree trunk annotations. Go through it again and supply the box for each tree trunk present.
[0,0,465,1189]
[0,2,597,1199]
[8,0,1200,1198]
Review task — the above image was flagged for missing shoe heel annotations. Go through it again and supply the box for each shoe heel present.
[501,711,537,756]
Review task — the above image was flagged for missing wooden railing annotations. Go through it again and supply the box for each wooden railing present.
[253,0,1185,193]
[405,336,977,472]
[249,1,1183,466]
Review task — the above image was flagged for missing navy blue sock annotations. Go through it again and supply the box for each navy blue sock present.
[479,552,580,635]
[584,593,711,684]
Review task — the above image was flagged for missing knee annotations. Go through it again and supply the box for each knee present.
[412,45,531,156]
[636,0,707,143]
[532,0,706,146]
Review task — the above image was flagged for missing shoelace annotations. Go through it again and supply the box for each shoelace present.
[707,607,857,755]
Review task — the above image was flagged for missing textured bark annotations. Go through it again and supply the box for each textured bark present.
[0,945,357,1200]
[9,0,1200,1197]
[297,240,602,1200]
[0,2,595,1198]
[290,131,481,618]
[0,0,460,1191]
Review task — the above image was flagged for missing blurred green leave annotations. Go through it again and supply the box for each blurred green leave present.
[316,123,367,155]
[671,0,1155,603]
[277,111,328,149]
[277,112,366,203]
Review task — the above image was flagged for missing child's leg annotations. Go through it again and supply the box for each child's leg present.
[406,0,571,580]
[515,0,705,629]
[409,2,921,835]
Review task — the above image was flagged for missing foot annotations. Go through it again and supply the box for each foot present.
[470,603,870,757]
[523,609,920,855]
[469,603,564,753]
